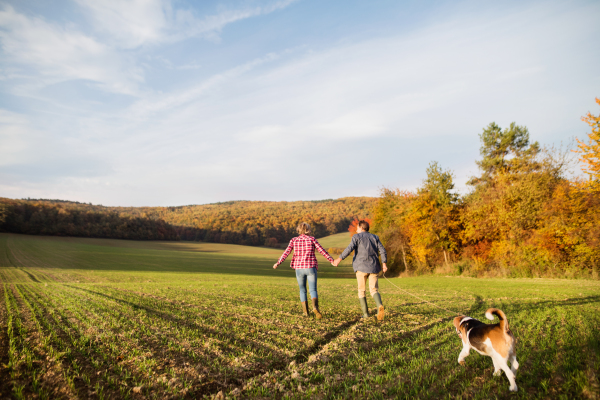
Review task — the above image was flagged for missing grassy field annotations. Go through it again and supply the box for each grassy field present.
[0,232,599,399]
[313,233,352,250]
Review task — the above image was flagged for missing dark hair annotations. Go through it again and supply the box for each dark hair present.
[358,220,370,232]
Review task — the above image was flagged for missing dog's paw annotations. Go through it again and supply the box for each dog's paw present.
[493,370,502,376]
[509,385,518,392]
[459,361,465,366]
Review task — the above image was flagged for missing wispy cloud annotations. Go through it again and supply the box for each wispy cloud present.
[0,5,142,95]
[0,0,298,97]
[128,50,284,118]
[75,0,299,48]
[173,0,299,42]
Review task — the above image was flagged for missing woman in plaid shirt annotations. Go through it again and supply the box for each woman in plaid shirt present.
[273,222,334,319]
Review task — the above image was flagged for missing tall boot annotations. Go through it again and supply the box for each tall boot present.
[373,293,385,321]
[359,297,369,319]
[301,301,309,317]
[312,298,322,319]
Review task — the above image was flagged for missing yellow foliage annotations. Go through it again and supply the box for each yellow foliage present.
[575,97,600,191]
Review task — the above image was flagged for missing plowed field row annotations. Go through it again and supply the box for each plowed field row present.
[0,233,598,399]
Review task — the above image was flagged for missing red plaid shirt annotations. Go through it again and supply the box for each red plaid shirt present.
[276,235,334,269]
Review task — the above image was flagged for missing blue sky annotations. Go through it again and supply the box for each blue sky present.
[0,0,599,206]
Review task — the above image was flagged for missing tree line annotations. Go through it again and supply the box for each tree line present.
[0,200,180,240]
[0,197,376,246]
[372,99,600,278]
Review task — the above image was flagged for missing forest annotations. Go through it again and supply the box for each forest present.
[372,99,600,278]
[0,197,375,246]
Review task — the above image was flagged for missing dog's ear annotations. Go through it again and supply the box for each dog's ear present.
[453,316,464,329]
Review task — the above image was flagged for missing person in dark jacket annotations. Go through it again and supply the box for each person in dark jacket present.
[333,220,388,321]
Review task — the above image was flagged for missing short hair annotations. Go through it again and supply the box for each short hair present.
[297,222,311,235]
[358,220,370,232]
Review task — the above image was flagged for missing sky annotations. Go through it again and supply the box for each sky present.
[0,0,599,207]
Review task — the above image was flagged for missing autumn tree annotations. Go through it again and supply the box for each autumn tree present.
[372,189,416,273]
[575,98,600,191]
[462,122,568,274]
[419,162,461,266]
[532,180,600,272]
[371,163,460,273]
[372,115,598,277]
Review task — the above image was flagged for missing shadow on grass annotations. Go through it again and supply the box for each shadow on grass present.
[68,285,293,363]
[397,294,600,399]
[68,285,373,398]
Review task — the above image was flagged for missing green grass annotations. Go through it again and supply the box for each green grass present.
[0,232,598,399]
[315,232,353,250]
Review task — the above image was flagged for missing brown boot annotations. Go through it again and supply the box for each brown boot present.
[377,305,385,322]
[312,298,322,319]
[373,293,385,322]
[301,301,309,317]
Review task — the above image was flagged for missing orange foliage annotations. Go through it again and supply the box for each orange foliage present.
[374,111,600,277]
[348,218,373,237]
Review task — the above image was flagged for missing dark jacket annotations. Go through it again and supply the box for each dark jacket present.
[340,231,387,273]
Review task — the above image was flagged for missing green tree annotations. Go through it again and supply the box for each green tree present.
[372,189,416,274]
[468,122,540,186]
[422,161,459,206]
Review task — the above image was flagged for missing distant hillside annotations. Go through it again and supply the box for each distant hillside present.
[0,197,376,246]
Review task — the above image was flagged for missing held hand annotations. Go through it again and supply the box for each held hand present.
[273,263,278,269]
[333,258,342,267]
[382,263,388,273]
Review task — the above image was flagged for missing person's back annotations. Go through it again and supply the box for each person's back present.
[287,234,324,269]
[334,220,387,320]
[345,231,386,273]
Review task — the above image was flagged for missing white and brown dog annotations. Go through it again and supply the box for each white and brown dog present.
[453,308,519,392]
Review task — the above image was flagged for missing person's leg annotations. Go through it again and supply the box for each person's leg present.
[356,271,369,318]
[296,269,309,316]
[369,274,384,321]
[307,268,322,319]
[307,268,318,299]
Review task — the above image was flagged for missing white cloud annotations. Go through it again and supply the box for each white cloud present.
[73,0,171,48]
[0,0,298,98]
[128,50,283,118]
[174,0,299,41]
[0,5,142,95]
[75,0,299,48]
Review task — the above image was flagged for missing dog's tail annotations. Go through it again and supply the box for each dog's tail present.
[485,308,509,332]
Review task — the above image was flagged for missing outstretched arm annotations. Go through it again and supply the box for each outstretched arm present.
[273,240,293,269]
[334,235,358,266]
[313,238,334,264]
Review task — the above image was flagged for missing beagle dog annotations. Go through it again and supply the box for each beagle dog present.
[453,308,519,392]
